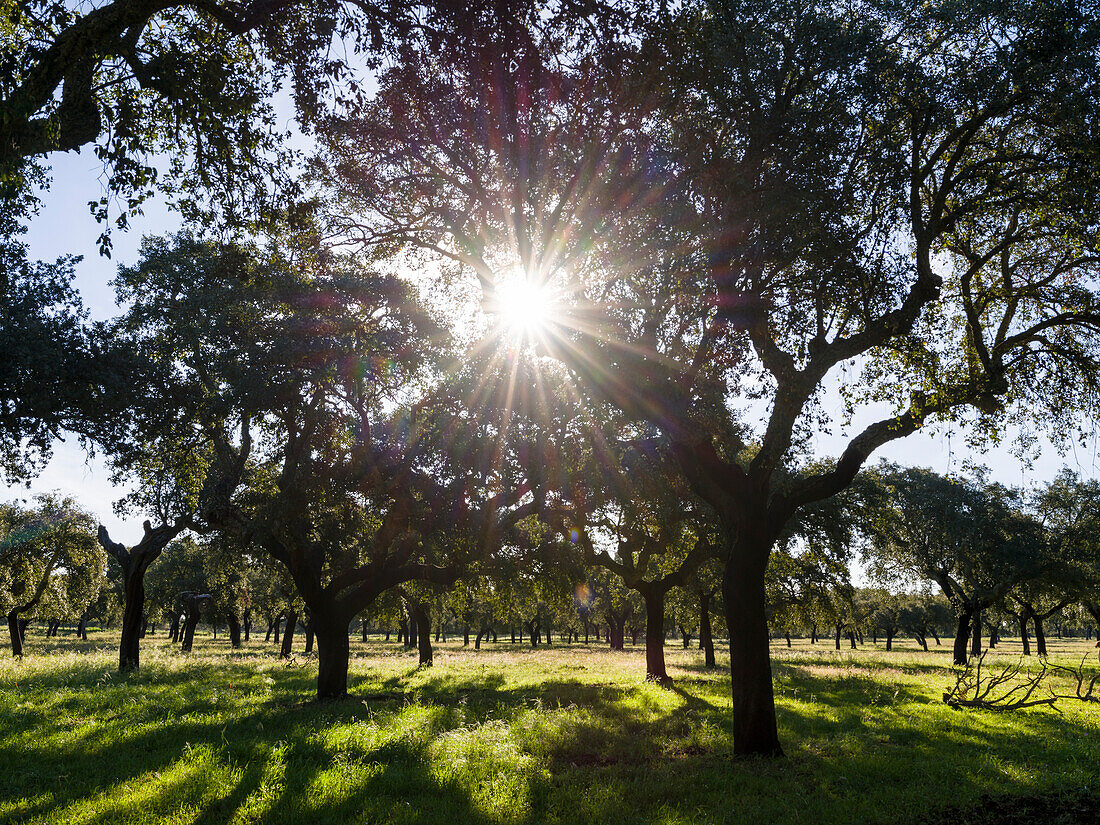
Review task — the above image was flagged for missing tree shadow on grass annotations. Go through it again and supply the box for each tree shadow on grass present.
[4,663,1099,825]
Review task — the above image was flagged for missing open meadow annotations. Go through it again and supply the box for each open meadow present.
[2,632,1098,825]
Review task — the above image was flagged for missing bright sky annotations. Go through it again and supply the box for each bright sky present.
[7,149,1099,545]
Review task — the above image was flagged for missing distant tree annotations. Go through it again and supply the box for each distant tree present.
[863,466,1047,663]
[0,495,102,655]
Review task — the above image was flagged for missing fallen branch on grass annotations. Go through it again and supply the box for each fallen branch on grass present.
[942,653,1058,712]
[1049,653,1100,703]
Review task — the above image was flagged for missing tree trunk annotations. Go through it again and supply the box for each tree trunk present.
[699,592,716,667]
[784,629,791,648]
[362,619,369,642]
[280,608,297,659]
[810,623,817,644]
[169,613,181,643]
[608,615,625,650]
[722,544,783,757]
[953,609,973,665]
[970,610,982,658]
[414,603,432,666]
[227,613,242,649]
[642,588,669,684]
[273,615,282,644]
[118,564,149,670]
[264,617,274,642]
[180,608,201,653]
[6,609,23,657]
[834,624,843,651]
[316,619,350,699]
[77,614,88,640]
[1034,614,1048,657]
[304,620,315,654]
[1019,616,1031,656]
[886,630,893,651]
[243,611,251,642]
[464,624,470,646]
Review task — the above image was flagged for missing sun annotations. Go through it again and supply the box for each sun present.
[493,276,554,339]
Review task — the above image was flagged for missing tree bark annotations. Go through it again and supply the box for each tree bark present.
[722,544,783,757]
[414,602,432,666]
[699,591,716,668]
[1034,614,1048,657]
[304,619,315,654]
[280,608,297,659]
[180,612,199,653]
[316,620,350,699]
[227,612,242,649]
[970,610,982,658]
[169,613,181,643]
[642,587,669,684]
[953,609,973,665]
[6,610,24,657]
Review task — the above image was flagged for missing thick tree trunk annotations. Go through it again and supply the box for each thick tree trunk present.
[810,623,817,644]
[1034,615,1048,657]
[608,615,625,650]
[280,608,297,659]
[464,625,470,646]
[243,611,251,642]
[264,617,274,643]
[723,545,783,757]
[414,603,432,666]
[169,613,181,643]
[77,614,88,640]
[1019,616,1031,655]
[642,588,669,684]
[304,620,315,655]
[7,609,23,657]
[180,609,201,653]
[953,609,973,665]
[886,630,893,651]
[227,613,242,649]
[316,621,350,699]
[834,624,843,651]
[119,566,148,670]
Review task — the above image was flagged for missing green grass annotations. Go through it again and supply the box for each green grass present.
[1,630,1098,824]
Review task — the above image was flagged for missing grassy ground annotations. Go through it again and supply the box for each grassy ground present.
[1,630,1098,824]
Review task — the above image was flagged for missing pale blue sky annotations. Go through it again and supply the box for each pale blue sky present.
[7,148,1098,544]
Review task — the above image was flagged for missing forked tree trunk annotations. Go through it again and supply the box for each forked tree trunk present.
[722,543,783,758]
[118,568,149,668]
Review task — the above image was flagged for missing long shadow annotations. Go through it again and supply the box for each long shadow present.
[5,659,1099,825]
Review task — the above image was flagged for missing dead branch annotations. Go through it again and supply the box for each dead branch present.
[942,653,1058,712]
[1049,653,1100,703]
